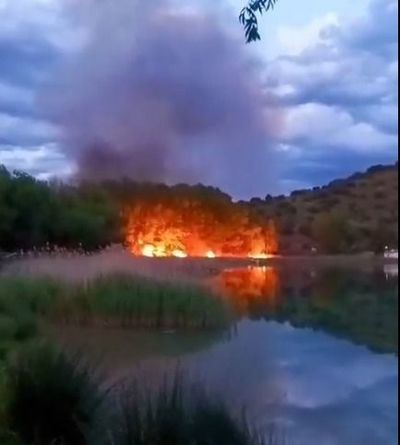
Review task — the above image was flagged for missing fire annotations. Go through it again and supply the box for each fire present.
[212,266,280,313]
[172,249,187,258]
[125,196,278,258]
[142,244,156,257]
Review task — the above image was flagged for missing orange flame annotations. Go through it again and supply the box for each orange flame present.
[125,202,278,258]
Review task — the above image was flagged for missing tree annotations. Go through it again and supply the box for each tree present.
[239,0,279,43]
[312,213,350,254]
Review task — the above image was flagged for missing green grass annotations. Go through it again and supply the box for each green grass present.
[2,341,104,445]
[56,274,231,329]
[0,273,232,433]
[101,373,265,445]
[0,278,64,363]
[0,344,271,445]
[0,274,231,331]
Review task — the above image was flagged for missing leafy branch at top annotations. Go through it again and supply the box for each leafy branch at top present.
[239,0,279,43]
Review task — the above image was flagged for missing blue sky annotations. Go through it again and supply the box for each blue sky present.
[0,0,398,197]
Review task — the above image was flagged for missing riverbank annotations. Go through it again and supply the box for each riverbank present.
[1,246,396,278]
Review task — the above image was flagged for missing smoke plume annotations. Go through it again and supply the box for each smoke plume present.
[46,0,281,198]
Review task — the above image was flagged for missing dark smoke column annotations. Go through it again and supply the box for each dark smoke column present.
[46,0,282,198]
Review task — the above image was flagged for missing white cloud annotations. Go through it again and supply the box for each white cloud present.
[277,13,339,56]
[0,142,73,178]
[0,113,59,143]
[0,0,83,52]
[283,103,396,153]
[265,0,398,189]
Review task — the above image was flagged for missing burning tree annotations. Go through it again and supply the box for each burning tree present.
[123,184,279,258]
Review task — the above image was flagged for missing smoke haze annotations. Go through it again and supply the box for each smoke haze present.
[45,0,282,198]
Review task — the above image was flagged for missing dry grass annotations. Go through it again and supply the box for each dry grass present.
[0,247,259,283]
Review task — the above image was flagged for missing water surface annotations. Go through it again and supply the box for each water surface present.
[47,259,398,445]
[2,253,397,443]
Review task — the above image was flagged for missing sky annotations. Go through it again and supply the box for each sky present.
[0,0,398,198]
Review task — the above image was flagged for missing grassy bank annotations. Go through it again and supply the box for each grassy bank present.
[0,273,230,335]
[0,276,234,443]
[0,273,232,381]
[0,342,266,445]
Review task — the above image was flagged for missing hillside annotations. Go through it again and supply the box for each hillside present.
[247,163,398,254]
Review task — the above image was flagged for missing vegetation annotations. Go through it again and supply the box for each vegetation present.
[0,344,265,445]
[1,163,397,255]
[0,166,119,252]
[245,163,398,254]
[0,274,231,336]
[1,342,104,445]
[56,274,231,329]
[106,376,264,445]
[239,0,279,42]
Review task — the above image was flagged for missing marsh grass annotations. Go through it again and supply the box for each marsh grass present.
[0,274,231,332]
[56,274,231,329]
[0,278,63,359]
[104,374,265,445]
[2,341,105,445]
[1,347,272,445]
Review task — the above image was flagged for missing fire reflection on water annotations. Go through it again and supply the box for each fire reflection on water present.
[212,266,280,314]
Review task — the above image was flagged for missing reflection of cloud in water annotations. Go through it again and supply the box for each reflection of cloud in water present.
[121,320,397,445]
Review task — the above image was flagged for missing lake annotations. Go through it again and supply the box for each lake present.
[1,253,398,444]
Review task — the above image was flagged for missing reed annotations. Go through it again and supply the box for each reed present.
[2,341,104,445]
[0,274,231,332]
[103,374,265,445]
[56,274,231,329]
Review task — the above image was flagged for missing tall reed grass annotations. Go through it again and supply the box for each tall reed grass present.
[0,344,274,445]
[2,341,104,445]
[57,274,231,329]
[105,375,265,445]
[0,274,231,332]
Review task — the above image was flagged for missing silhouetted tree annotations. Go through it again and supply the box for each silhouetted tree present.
[239,0,279,42]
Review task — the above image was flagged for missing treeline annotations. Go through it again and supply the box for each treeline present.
[1,163,397,254]
[0,166,119,251]
[1,166,270,253]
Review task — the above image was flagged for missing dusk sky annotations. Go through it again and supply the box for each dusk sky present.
[0,0,398,198]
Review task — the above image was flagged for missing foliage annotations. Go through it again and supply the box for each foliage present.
[2,342,104,445]
[312,213,350,254]
[1,348,266,445]
[1,162,397,255]
[104,375,264,445]
[0,166,119,251]
[0,274,231,332]
[57,274,232,329]
[247,163,398,254]
[239,0,279,42]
